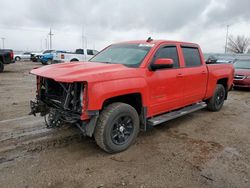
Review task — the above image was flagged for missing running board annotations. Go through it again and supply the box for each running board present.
[147,102,207,126]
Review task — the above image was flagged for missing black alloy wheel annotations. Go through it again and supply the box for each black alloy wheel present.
[111,115,134,145]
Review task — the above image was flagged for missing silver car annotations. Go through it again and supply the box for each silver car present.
[14,52,32,61]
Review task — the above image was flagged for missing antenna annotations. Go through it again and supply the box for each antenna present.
[146,37,153,42]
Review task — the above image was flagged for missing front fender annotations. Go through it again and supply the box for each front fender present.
[87,78,148,110]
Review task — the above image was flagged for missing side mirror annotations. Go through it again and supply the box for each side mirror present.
[151,58,174,71]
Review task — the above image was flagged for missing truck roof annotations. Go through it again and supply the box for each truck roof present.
[116,40,199,47]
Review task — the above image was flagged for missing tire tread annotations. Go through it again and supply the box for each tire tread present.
[94,102,139,153]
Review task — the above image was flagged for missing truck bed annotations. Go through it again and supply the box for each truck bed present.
[206,63,234,99]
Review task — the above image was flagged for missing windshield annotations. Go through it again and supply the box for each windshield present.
[89,44,152,67]
[234,60,250,69]
[43,50,53,54]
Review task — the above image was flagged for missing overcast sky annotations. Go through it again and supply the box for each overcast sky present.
[0,0,250,53]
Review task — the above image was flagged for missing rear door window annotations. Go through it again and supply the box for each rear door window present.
[87,49,94,55]
[181,47,202,67]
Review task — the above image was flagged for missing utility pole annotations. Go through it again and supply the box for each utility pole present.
[48,28,53,50]
[1,37,5,49]
[40,39,43,50]
[81,26,85,50]
[81,25,88,49]
[225,25,230,54]
[82,25,88,60]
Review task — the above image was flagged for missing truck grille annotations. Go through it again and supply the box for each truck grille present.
[39,78,83,114]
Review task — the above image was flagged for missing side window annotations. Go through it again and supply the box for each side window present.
[181,47,202,67]
[87,49,94,55]
[155,46,179,68]
[93,50,98,55]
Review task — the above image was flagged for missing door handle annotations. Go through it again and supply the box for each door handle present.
[176,73,183,78]
[201,71,206,74]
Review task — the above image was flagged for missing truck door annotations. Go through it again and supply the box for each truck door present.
[146,45,185,117]
[181,46,208,105]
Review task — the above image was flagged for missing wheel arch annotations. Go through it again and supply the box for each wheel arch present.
[70,58,79,62]
[217,77,228,100]
[102,93,143,115]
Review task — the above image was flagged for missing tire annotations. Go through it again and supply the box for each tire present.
[207,84,226,112]
[94,102,140,153]
[0,61,4,72]
[46,59,52,65]
[15,56,21,61]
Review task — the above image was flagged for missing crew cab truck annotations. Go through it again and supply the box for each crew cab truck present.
[53,49,99,63]
[0,49,15,72]
[29,39,234,153]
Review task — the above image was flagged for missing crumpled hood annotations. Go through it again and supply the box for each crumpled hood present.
[235,69,250,76]
[30,61,140,82]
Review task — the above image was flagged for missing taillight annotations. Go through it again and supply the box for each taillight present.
[10,51,14,60]
[61,54,65,59]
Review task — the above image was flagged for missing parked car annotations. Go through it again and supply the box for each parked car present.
[53,49,98,63]
[30,39,234,153]
[31,52,42,62]
[31,50,55,62]
[233,59,250,88]
[40,50,67,65]
[40,51,55,65]
[205,54,236,64]
[0,49,15,72]
[14,52,32,61]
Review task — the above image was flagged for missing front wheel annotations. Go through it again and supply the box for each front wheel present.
[46,59,52,65]
[15,56,21,61]
[207,84,226,111]
[94,103,139,153]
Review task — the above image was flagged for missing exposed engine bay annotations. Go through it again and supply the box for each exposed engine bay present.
[30,77,84,128]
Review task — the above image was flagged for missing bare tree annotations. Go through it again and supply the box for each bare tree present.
[227,35,249,54]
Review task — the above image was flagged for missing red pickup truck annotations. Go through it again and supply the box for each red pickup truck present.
[30,39,234,153]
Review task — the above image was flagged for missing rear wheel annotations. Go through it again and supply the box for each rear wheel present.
[94,102,139,153]
[0,61,4,72]
[15,56,21,61]
[207,84,226,111]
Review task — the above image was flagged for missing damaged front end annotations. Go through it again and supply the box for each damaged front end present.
[30,76,85,128]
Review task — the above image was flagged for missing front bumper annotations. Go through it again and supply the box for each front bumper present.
[233,78,250,88]
[29,99,98,137]
[29,99,81,122]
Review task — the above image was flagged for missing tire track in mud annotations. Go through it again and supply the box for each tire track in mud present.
[0,116,84,166]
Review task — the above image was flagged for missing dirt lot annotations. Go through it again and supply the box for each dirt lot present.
[0,61,250,188]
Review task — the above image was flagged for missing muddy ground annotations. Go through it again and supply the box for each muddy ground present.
[0,61,250,188]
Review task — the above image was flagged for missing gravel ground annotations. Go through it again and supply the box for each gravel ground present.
[0,61,250,188]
